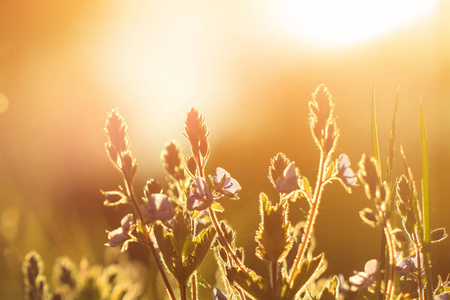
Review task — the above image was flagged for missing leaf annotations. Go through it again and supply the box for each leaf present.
[371,54,390,176]
[101,190,128,207]
[301,177,312,200]
[219,221,236,248]
[225,266,270,300]
[431,228,448,244]
[255,193,293,262]
[385,87,400,185]
[185,225,216,275]
[269,153,291,188]
[359,208,378,228]
[420,99,433,299]
[283,254,324,299]
[172,207,193,256]
[154,211,216,286]
[371,85,381,176]
[211,202,225,212]
[153,223,179,276]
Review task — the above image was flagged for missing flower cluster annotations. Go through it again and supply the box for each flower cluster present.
[92,85,450,300]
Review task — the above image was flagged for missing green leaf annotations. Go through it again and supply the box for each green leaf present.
[385,87,400,185]
[420,99,433,299]
[283,254,324,299]
[255,193,293,262]
[185,225,216,276]
[153,223,179,276]
[371,54,390,176]
[172,207,193,256]
[225,266,270,300]
[371,82,381,176]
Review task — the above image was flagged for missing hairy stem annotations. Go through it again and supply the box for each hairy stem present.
[123,173,176,300]
[208,208,247,273]
[238,287,246,300]
[180,284,187,300]
[413,234,424,300]
[272,261,277,295]
[288,150,326,284]
[383,224,395,300]
[191,273,198,300]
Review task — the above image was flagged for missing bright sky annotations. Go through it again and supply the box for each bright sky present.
[269,0,440,46]
[88,0,440,156]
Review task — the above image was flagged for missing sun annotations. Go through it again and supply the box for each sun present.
[269,0,440,47]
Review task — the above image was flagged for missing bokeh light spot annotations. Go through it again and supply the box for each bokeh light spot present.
[0,93,10,113]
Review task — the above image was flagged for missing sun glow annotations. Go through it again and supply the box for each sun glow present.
[270,0,440,46]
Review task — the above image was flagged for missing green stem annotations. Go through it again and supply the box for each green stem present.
[123,173,176,300]
[288,150,326,284]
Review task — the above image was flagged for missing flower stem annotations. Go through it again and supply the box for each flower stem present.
[208,207,247,273]
[180,283,188,300]
[288,150,326,284]
[413,234,424,300]
[383,224,395,300]
[271,261,277,295]
[191,273,198,300]
[123,173,176,300]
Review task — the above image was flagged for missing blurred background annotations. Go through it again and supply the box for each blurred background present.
[0,0,449,298]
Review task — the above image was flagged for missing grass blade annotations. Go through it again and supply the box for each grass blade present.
[371,83,381,174]
[419,98,433,299]
[386,87,400,185]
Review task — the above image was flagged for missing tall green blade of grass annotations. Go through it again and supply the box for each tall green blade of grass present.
[371,57,387,300]
[419,99,433,299]
[371,54,390,175]
[386,87,400,186]
[371,85,381,175]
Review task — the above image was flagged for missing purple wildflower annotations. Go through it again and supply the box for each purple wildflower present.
[141,194,175,222]
[435,293,450,300]
[338,153,357,187]
[348,259,379,291]
[349,272,372,290]
[105,213,133,248]
[394,252,416,276]
[212,288,228,300]
[187,177,214,211]
[275,162,299,193]
[214,167,241,196]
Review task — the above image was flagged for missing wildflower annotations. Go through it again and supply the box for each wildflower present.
[435,293,450,300]
[214,167,241,196]
[105,214,133,248]
[394,252,416,276]
[187,177,214,211]
[275,162,299,193]
[338,153,357,187]
[348,259,379,291]
[212,288,228,300]
[141,194,175,222]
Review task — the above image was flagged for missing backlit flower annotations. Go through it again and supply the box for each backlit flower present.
[338,153,357,187]
[141,193,175,222]
[394,252,416,276]
[105,214,133,248]
[275,162,299,193]
[214,167,241,196]
[187,177,214,211]
[212,288,228,300]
